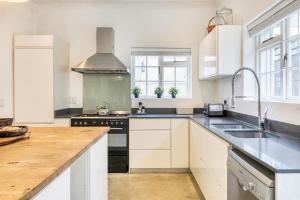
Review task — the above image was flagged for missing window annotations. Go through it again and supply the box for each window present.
[255,10,300,101]
[131,48,191,98]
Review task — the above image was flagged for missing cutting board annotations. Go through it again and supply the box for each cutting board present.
[0,133,30,146]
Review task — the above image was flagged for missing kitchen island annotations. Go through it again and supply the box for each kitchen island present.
[0,127,109,200]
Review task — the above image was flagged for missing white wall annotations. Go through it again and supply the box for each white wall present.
[34,1,217,109]
[215,0,300,126]
[0,2,35,118]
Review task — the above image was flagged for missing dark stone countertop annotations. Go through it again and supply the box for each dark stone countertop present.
[130,113,300,173]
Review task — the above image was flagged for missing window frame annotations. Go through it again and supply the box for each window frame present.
[255,11,300,102]
[131,50,192,99]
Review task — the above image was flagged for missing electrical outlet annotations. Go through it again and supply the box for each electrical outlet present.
[0,99,4,108]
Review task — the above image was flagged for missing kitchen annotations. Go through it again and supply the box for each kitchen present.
[1,0,300,200]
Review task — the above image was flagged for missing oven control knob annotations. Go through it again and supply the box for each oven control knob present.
[100,122,103,125]
[74,122,77,125]
[79,122,82,125]
[84,121,87,125]
[106,122,108,125]
[92,121,96,124]
[110,122,113,125]
[116,122,119,125]
[120,122,123,125]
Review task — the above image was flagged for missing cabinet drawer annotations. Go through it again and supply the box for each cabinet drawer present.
[129,119,170,130]
[130,130,170,150]
[130,150,170,168]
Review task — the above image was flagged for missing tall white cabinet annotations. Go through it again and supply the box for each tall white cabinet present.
[199,25,241,80]
[14,35,69,124]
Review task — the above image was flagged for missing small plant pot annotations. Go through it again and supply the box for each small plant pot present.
[134,94,139,98]
[157,94,162,98]
[171,94,176,98]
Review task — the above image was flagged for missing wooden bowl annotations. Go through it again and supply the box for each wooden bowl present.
[0,126,28,138]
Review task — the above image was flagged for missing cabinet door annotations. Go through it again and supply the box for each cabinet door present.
[14,48,54,124]
[199,28,217,79]
[171,119,189,168]
[130,150,171,168]
[130,130,170,150]
[129,119,170,130]
[189,121,201,185]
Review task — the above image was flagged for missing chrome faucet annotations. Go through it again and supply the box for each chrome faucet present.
[231,67,264,130]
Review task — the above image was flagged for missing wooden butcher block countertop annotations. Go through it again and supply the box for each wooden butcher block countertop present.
[0,127,109,200]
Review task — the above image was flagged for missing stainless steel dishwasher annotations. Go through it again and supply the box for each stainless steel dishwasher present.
[228,149,275,200]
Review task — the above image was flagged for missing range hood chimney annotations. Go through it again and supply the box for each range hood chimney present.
[72,27,129,74]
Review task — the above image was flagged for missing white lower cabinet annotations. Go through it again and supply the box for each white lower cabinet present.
[129,118,189,170]
[130,150,171,168]
[190,120,229,200]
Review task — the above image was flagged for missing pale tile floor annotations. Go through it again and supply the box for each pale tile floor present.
[108,173,204,200]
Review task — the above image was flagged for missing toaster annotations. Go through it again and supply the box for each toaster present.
[204,103,224,116]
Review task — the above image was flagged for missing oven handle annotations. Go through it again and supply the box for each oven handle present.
[110,128,124,130]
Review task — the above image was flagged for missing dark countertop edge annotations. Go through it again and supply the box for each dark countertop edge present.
[129,114,192,118]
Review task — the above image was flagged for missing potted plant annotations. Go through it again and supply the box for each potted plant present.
[169,87,179,98]
[132,86,141,98]
[154,87,164,98]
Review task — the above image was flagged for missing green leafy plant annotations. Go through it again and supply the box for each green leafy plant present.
[169,87,179,98]
[132,86,141,98]
[154,87,164,98]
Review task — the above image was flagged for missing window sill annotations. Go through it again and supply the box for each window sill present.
[131,96,192,100]
[240,97,300,105]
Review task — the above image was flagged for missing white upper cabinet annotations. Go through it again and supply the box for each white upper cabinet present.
[14,35,69,124]
[199,25,242,80]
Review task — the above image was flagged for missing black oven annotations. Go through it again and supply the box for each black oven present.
[71,116,129,173]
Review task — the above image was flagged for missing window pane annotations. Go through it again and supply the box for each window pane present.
[176,67,187,81]
[176,82,187,97]
[287,39,299,68]
[163,82,175,96]
[175,56,187,62]
[163,56,175,62]
[287,68,300,98]
[135,56,146,66]
[148,82,159,96]
[135,67,146,81]
[261,74,268,98]
[147,67,159,81]
[287,12,299,38]
[271,46,281,72]
[135,82,146,96]
[260,50,268,73]
[271,72,281,97]
[163,67,175,81]
[147,56,159,66]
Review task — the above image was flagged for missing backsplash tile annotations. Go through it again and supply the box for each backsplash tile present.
[83,74,131,112]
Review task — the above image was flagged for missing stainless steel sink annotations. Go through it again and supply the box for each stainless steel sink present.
[211,123,253,130]
[226,131,279,139]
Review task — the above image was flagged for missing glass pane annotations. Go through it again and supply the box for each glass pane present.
[147,56,159,66]
[260,50,268,73]
[147,82,159,96]
[261,74,267,98]
[287,39,300,68]
[175,56,187,62]
[271,46,281,72]
[272,24,281,37]
[176,67,187,81]
[135,56,146,66]
[260,29,271,43]
[135,82,146,96]
[163,56,175,62]
[147,67,159,81]
[135,67,146,81]
[163,82,175,97]
[287,12,299,38]
[163,67,175,81]
[271,72,281,97]
[288,68,300,98]
[176,82,187,97]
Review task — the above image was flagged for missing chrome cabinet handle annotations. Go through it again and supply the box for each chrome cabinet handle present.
[110,128,123,130]
[248,182,255,191]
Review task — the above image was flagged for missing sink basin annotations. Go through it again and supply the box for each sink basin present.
[211,123,252,130]
[226,131,279,139]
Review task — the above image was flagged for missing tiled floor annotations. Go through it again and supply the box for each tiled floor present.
[108,173,204,200]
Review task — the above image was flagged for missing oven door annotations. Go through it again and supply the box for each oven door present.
[108,126,128,173]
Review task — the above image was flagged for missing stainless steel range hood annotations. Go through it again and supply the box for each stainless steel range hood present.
[72,27,129,74]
